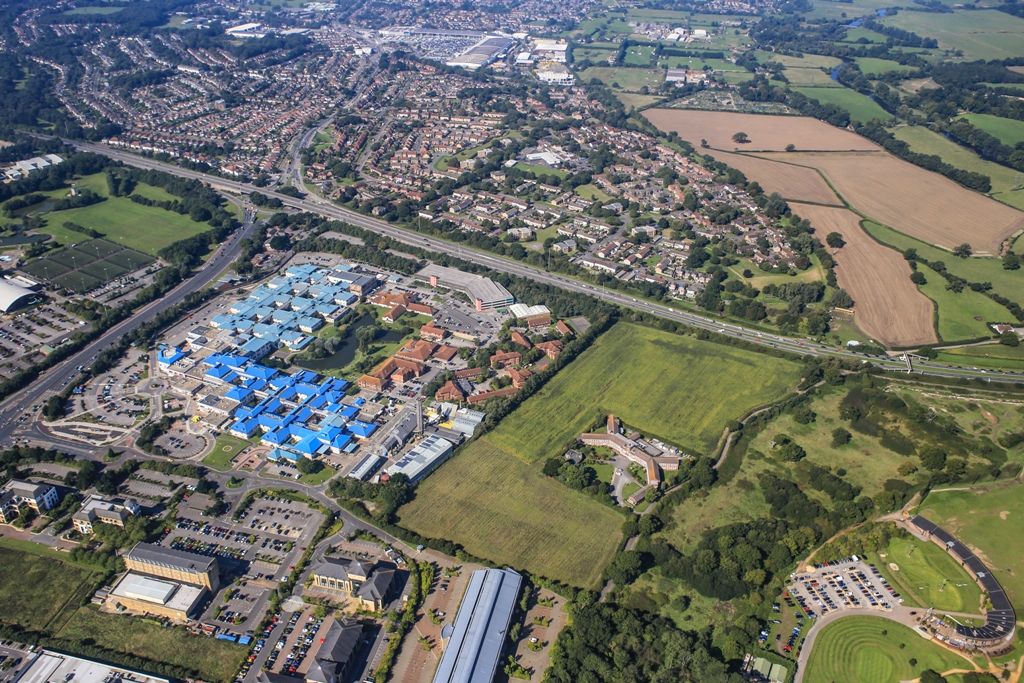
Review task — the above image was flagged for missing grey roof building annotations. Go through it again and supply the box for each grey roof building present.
[305,620,364,683]
[431,568,522,683]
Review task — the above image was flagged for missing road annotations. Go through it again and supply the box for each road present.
[59,138,1024,387]
[0,206,261,444]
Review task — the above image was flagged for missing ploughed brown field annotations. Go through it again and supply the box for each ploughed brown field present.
[757,151,1024,255]
[789,202,938,347]
[706,149,842,206]
[643,109,879,152]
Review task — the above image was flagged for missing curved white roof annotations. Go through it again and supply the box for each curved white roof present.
[0,279,34,313]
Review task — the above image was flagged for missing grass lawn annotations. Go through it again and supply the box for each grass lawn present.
[841,27,888,43]
[312,131,334,153]
[936,343,1024,371]
[791,87,892,123]
[204,435,250,470]
[860,220,1024,310]
[487,322,802,463]
[615,93,665,110]
[591,463,615,483]
[397,440,623,588]
[299,466,336,485]
[917,484,1024,612]
[514,162,568,179]
[803,615,968,683]
[960,114,1024,147]
[575,184,612,203]
[916,266,1007,342]
[57,607,247,683]
[0,547,101,633]
[45,196,209,256]
[890,125,1024,211]
[623,45,654,66]
[868,537,983,613]
[580,66,663,91]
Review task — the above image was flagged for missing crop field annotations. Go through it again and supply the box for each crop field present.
[791,86,892,123]
[580,66,663,91]
[868,537,982,613]
[487,322,802,463]
[891,125,1024,211]
[915,269,1009,342]
[960,113,1024,147]
[708,151,842,205]
[756,151,1024,255]
[879,10,1024,61]
[643,109,878,152]
[803,616,968,683]
[917,484,1024,612]
[0,547,101,633]
[396,440,622,588]
[788,203,937,347]
[57,607,248,683]
[859,220,1024,309]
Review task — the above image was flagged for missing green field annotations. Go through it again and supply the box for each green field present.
[803,616,968,683]
[841,27,888,43]
[792,86,892,123]
[891,125,1024,211]
[870,537,983,613]
[936,343,1024,371]
[57,607,247,683]
[0,547,101,633]
[21,238,154,293]
[754,51,841,69]
[579,66,664,91]
[396,440,623,588]
[575,183,612,203]
[960,114,1024,147]
[917,484,1024,612]
[784,68,843,87]
[855,57,911,75]
[916,269,1008,342]
[204,434,250,470]
[860,220,1024,318]
[487,322,802,463]
[514,162,568,179]
[879,10,1024,61]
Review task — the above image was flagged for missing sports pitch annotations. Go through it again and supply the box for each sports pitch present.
[21,238,154,293]
[871,537,983,613]
[486,322,802,463]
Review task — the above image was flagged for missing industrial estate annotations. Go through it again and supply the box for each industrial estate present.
[1,0,1024,681]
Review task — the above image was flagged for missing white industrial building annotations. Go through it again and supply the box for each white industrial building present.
[386,435,454,483]
[14,651,170,683]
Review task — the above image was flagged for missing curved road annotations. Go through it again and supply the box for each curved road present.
[59,139,1024,387]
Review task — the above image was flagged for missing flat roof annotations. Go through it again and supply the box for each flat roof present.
[431,568,522,683]
[386,435,453,483]
[127,542,217,574]
[15,651,170,683]
[110,571,205,614]
[416,265,513,305]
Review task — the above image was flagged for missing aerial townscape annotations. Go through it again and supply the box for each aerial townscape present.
[2,0,1024,682]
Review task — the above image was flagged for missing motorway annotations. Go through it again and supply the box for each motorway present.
[58,138,1024,388]
[0,205,262,443]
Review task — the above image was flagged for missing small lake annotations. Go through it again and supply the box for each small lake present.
[294,312,403,371]
[0,234,48,247]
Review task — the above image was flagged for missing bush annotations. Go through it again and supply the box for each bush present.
[831,428,851,447]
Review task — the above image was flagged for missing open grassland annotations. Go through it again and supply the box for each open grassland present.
[788,203,937,347]
[753,51,842,69]
[841,27,888,43]
[47,196,209,255]
[580,66,663,91]
[706,151,842,205]
[879,10,1024,61]
[756,151,1024,255]
[960,114,1024,147]
[916,270,1008,342]
[57,608,247,683]
[643,109,878,151]
[870,537,983,613]
[855,57,912,75]
[0,547,101,633]
[891,125,1024,211]
[615,93,665,110]
[397,440,622,588]
[803,616,968,683]
[486,322,802,462]
[783,67,844,87]
[860,220,1024,309]
[917,484,1024,612]
[792,86,892,123]
[937,343,1024,371]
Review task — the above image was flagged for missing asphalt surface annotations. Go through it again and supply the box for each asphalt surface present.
[0,206,261,443]
[60,138,1024,387]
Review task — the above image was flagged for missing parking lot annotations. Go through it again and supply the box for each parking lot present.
[155,429,206,458]
[78,354,152,426]
[0,642,32,683]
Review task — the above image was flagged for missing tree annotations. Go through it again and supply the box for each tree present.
[953,243,973,259]
[830,288,854,308]
[731,132,749,144]
[603,551,643,586]
[295,458,325,475]
[1004,252,1021,270]
[831,428,852,447]
[897,461,918,477]
[910,271,927,285]
[1000,330,1020,347]
[919,671,948,683]
[826,232,845,248]
[785,143,796,152]
[919,446,946,471]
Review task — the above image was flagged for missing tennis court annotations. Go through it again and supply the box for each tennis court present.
[21,239,158,293]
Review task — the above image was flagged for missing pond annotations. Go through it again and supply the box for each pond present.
[293,312,403,372]
[0,234,48,247]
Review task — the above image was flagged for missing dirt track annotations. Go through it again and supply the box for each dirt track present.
[790,202,938,347]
